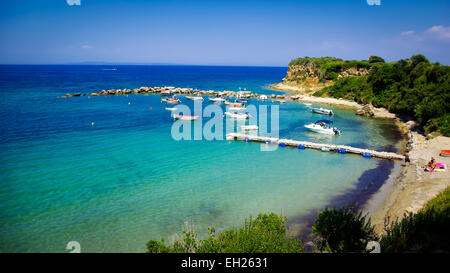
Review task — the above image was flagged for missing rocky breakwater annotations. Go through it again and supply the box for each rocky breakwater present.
[59,86,279,100]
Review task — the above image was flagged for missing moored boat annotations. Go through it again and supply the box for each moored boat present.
[225,111,250,119]
[161,96,180,104]
[172,114,199,121]
[304,120,341,135]
[209,97,226,102]
[186,95,204,101]
[312,107,333,115]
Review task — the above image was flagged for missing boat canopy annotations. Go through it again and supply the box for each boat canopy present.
[315,120,333,124]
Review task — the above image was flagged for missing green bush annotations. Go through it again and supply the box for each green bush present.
[312,206,378,253]
[146,213,304,253]
[380,187,450,253]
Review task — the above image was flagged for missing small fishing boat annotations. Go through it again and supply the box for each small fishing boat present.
[224,101,244,107]
[440,150,450,157]
[172,114,199,121]
[241,125,258,131]
[236,98,249,103]
[161,96,180,104]
[304,120,342,135]
[312,107,333,115]
[209,97,226,102]
[185,95,204,101]
[225,111,250,119]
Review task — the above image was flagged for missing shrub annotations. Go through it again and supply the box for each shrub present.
[146,213,304,253]
[312,206,378,253]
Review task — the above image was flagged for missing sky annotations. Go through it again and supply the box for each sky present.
[0,0,449,66]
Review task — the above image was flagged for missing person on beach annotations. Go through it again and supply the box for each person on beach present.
[425,157,436,172]
[404,151,410,166]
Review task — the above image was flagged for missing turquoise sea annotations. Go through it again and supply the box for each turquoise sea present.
[0,65,400,252]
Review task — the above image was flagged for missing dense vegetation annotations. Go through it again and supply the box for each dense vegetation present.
[312,206,378,253]
[146,213,303,253]
[309,54,450,136]
[146,188,449,253]
[380,186,450,252]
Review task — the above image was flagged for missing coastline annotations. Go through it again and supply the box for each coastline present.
[272,81,450,237]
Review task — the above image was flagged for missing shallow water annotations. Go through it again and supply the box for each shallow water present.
[0,65,399,252]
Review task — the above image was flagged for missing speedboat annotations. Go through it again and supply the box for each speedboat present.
[185,95,204,101]
[225,111,250,119]
[312,107,333,115]
[172,114,199,121]
[304,120,342,135]
[241,125,258,131]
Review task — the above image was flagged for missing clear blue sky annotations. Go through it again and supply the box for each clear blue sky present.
[0,0,449,66]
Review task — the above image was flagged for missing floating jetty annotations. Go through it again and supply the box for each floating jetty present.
[226,133,404,161]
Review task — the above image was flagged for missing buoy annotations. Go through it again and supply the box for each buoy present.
[297,145,305,149]
[91,122,94,126]
[363,153,372,158]
[128,102,130,105]
[244,138,250,142]
[265,141,271,145]
[321,147,330,152]
[279,143,286,147]
[338,149,347,154]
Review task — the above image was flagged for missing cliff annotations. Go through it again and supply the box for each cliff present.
[272,56,372,93]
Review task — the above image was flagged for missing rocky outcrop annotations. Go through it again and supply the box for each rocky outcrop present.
[282,62,369,89]
[356,104,375,117]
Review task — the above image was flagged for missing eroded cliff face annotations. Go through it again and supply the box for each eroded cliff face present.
[282,64,370,86]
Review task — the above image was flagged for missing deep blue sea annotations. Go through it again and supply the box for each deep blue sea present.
[0,65,399,252]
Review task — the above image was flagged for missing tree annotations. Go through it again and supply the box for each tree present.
[312,206,378,253]
[368,55,385,64]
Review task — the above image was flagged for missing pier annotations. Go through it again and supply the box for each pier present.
[226,133,405,161]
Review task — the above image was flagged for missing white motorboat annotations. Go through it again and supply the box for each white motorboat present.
[225,111,250,119]
[172,114,199,121]
[275,99,286,103]
[312,107,333,115]
[303,102,312,106]
[186,95,204,101]
[241,125,258,131]
[259,95,268,101]
[165,107,178,111]
[209,97,226,102]
[304,120,341,135]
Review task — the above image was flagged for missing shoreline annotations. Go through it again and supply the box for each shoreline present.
[271,81,450,237]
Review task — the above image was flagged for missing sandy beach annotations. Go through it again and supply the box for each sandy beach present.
[366,132,450,234]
